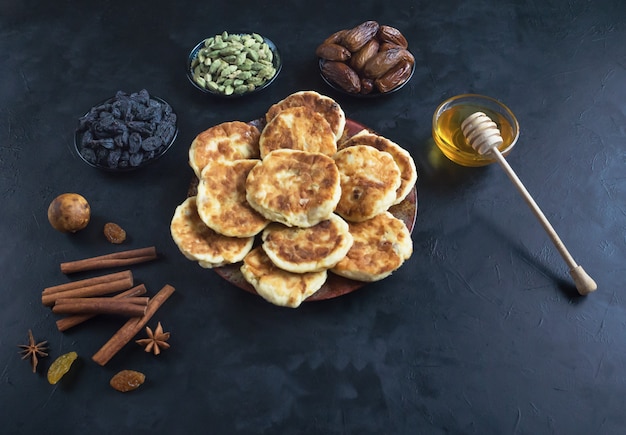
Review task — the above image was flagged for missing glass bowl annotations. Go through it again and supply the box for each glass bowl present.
[74,90,178,172]
[187,32,282,97]
[432,94,519,167]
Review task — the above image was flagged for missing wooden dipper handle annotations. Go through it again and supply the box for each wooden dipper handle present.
[461,112,597,295]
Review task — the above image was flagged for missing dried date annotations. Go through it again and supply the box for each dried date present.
[362,48,414,79]
[375,60,413,93]
[321,61,361,93]
[360,77,375,95]
[350,38,380,72]
[377,25,409,48]
[324,29,348,45]
[342,20,380,52]
[315,43,352,61]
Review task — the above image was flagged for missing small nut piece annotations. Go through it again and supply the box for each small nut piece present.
[110,369,145,392]
[47,193,91,233]
[103,222,127,244]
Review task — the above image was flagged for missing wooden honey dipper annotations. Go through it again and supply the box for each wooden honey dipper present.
[461,112,597,295]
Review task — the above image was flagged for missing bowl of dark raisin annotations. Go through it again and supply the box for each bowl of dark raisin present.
[74,89,178,171]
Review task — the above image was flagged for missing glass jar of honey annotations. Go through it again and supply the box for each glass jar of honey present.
[432,94,519,167]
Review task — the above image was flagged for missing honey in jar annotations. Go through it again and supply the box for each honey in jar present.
[432,94,519,167]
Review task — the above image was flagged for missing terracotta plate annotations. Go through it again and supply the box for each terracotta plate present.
[192,118,418,301]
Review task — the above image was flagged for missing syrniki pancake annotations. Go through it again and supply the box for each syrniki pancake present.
[170,197,254,268]
[333,145,401,222]
[259,106,337,158]
[246,149,341,228]
[261,213,353,273]
[196,159,269,238]
[340,130,417,204]
[189,121,260,178]
[265,90,346,142]
[241,246,328,308]
[331,211,413,282]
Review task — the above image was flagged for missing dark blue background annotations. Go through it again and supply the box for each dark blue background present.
[1,0,624,433]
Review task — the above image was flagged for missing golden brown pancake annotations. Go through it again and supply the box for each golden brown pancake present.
[340,130,417,204]
[170,197,254,268]
[265,90,346,142]
[241,246,328,308]
[188,121,260,178]
[261,213,353,273]
[333,145,401,222]
[259,106,337,158]
[196,159,269,238]
[331,211,413,281]
[245,149,341,228]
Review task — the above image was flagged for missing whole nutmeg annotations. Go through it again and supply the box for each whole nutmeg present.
[47,193,91,233]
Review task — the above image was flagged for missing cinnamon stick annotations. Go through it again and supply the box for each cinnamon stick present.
[42,272,134,306]
[60,246,158,274]
[92,284,175,366]
[56,284,147,332]
[54,296,149,306]
[52,297,148,317]
[43,270,133,295]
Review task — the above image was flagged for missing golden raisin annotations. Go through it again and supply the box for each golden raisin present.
[47,351,78,384]
[110,369,145,392]
[104,222,127,244]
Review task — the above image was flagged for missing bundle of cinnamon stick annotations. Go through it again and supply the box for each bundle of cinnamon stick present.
[42,246,176,365]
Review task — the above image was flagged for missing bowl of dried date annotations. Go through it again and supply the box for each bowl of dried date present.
[317,21,415,97]
[187,31,282,97]
[74,89,178,171]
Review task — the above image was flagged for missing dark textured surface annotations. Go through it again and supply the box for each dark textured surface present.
[1,0,625,433]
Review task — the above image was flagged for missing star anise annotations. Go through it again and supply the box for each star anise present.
[18,329,48,373]
[135,321,170,355]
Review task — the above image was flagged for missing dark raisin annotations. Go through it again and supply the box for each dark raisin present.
[128,132,142,153]
[141,136,162,151]
[97,138,115,150]
[129,152,143,167]
[107,148,121,168]
[127,121,153,135]
[81,148,97,164]
[81,130,94,147]
[96,147,109,162]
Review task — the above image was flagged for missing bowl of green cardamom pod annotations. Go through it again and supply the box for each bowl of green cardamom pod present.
[187,31,282,97]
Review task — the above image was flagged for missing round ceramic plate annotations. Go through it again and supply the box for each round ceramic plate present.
[196,118,418,302]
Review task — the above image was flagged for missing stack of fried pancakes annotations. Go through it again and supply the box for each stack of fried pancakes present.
[171,90,417,307]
